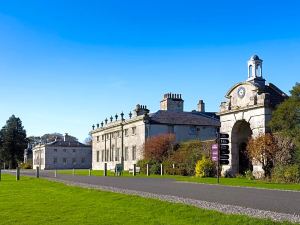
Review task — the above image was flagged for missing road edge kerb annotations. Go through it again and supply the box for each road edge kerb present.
[175,180,300,193]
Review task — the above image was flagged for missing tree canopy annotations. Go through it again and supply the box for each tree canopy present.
[143,134,176,162]
[0,115,27,168]
[269,82,300,162]
[28,133,78,145]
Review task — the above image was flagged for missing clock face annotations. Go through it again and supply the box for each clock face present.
[237,87,246,98]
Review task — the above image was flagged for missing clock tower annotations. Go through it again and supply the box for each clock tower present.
[247,55,265,87]
[218,55,287,178]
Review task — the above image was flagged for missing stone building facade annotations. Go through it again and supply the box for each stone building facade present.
[219,55,287,177]
[91,94,220,171]
[32,134,92,170]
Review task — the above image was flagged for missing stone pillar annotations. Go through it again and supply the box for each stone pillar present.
[133,164,136,176]
[54,170,57,178]
[89,169,92,176]
[72,168,75,176]
[160,164,163,176]
[104,163,107,176]
[16,167,20,181]
[146,164,149,176]
[36,166,40,178]
[172,163,175,175]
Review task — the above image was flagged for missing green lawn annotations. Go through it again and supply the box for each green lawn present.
[0,174,295,225]
[57,169,300,191]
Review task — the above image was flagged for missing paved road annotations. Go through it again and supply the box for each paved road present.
[4,170,300,216]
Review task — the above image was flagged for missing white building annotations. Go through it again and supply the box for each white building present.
[32,134,92,170]
[91,94,220,170]
[219,55,287,177]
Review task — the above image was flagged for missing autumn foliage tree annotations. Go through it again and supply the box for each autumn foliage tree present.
[247,133,278,177]
[144,134,176,162]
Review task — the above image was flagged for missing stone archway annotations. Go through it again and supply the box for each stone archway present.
[219,55,288,177]
[231,120,252,175]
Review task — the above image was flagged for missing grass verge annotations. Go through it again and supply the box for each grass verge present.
[0,174,295,225]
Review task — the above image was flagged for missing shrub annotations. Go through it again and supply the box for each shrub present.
[137,159,150,174]
[223,168,235,178]
[162,160,174,175]
[137,159,164,175]
[195,156,216,178]
[168,140,214,176]
[20,162,32,169]
[244,170,255,180]
[272,164,300,183]
[150,162,161,175]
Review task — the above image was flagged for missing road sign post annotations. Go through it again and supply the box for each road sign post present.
[211,143,219,183]
[219,133,230,166]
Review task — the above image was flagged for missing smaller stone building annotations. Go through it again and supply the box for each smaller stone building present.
[219,55,287,177]
[32,134,92,170]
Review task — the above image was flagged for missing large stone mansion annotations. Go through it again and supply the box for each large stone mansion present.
[91,94,220,170]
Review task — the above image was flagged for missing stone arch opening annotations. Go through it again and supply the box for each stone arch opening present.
[231,120,253,175]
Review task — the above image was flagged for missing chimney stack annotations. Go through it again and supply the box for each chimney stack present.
[197,100,205,112]
[134,104,150,116]
[64,133,68,142]
[160,93,184,112]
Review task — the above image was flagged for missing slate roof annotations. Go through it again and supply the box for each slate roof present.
[251,81,288,108]
[148,110,220,126]
[46,140,90,148]
[250,55,260,60]
[264,83,288,107]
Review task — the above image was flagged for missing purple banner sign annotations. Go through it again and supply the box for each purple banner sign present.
[211,144,218,162]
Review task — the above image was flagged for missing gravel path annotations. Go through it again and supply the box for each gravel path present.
[48,177,300,224]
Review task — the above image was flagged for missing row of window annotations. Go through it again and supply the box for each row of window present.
[96,146,137,162]
[53,157,86,165]
[96,127,137,142]
[53,149,77,153]
[167,125,201,135]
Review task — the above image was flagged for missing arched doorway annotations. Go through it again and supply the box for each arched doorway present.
[231,120,253,175]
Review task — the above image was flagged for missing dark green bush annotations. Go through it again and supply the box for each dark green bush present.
[150,162,161,175]
[244,170,255,180]
[167,140,214,176]
[272,164,300,183]
[137,159,150,174]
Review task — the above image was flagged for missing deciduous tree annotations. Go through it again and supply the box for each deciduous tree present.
[144,134,175,162]
[269,82,300,163]
[247,133,278,177]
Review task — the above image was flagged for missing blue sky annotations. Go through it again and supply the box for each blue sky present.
[0,0,299,141]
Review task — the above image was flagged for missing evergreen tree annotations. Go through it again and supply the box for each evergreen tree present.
[0,115,28,168]
[269,82,300,163]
